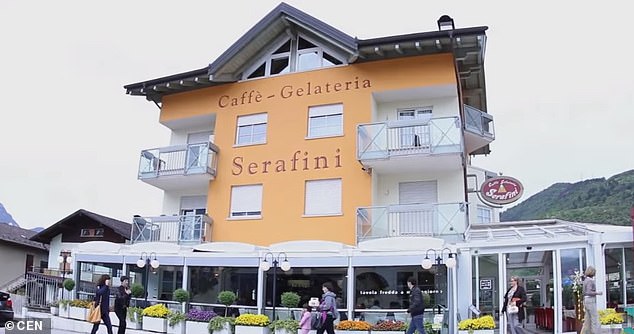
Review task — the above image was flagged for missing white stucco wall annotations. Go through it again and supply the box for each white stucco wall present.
[466,165,501,223]
[169,128,215,146]
[374,170,465,206]
[47,234,81,270]
[162,190,209,215]
[375,96,460,121]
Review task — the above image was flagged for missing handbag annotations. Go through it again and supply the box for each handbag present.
[507,303,519,314]
[87,301,102,323]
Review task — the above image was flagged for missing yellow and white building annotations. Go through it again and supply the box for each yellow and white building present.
[71,4,634,333]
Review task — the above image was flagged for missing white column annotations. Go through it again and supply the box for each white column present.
[590,234,607,308]
[451,264,458,334]
[455,248,472,320]
[121,256,128,276]
[553,249,561,334]
[257,264,265,315]
[182,264,189,313]
[498,253,506,333]
[347,258,355,320]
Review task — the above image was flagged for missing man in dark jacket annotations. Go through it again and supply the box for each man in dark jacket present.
[406,277,426,334]
[114,276,132,334]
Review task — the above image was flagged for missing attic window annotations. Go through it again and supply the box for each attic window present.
[80,228,104,237]
[243,34,344,80]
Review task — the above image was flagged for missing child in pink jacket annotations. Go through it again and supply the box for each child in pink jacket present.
[299,304,312,334]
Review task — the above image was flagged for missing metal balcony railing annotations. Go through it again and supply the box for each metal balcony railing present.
[138,142,218,179]
[356,202,467,242]
[131,214,212,244]
[464,104,494,138]
[357,117,462,160]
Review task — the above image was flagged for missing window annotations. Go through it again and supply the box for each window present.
[230,184,263,218]
[308,104,343,138]
[244,35,344,79]
[477,206,492,223]
[305,179,342,216]
[80,228,104,237]
[236,113,267,145]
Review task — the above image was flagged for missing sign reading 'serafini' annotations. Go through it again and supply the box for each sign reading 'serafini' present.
[218,77,372,108]
[480,176,524,205]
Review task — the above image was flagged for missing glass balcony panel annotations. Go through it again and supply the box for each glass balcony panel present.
[357,203,467,243]
[138,142,218,179]
[131,214,212,244]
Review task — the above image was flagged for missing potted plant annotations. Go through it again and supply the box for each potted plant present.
[142,303,170,333]
[457,315,495,334]
[235,314,272,334]
[271,319,299,334]
[173,289,189,309]
[50,300,59,316]
[210,315,235,334]
[218,290,237,317]
[167,311,186,334]
[371,320,406,334]
[185,309,217,333]
[130,283,145,307]
[599,309,624,333]
[336,320,372,334]
[280,292,301,320]
[127,306,144,330]
[58,300,71,318]
[68,299,91,320]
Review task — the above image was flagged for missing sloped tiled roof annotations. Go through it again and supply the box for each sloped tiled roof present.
[30,209,130,243]
[0,223,48,250]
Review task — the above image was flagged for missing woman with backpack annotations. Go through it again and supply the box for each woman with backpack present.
[316,282,338,334]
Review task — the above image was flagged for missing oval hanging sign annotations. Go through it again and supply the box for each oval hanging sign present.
[480,176,524,205]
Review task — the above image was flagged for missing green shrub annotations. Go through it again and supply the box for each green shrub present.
[130,283,145,298]
[270,319,299,334]
[168,311,186,327]
[280,292,300,309]
[173,289,190,303]
[218,291,237,317]
[209,316,235,333]
[63,278,75,292]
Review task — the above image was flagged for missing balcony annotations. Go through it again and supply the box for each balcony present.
[138,142,218,191]
[356,202,467,243]
[357,117,463,174]
[131,214,212,244]
[464,104,495,154]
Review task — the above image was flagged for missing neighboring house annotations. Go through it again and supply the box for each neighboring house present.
[30,209,130,273]
[0,224,48,289]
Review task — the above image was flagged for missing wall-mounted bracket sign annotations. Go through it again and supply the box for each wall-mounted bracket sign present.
[480,176,524,205]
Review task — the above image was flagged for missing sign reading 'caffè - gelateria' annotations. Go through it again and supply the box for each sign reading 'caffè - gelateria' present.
[218,76,372,108]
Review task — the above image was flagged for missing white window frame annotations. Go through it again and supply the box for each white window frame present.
[304,178,342,216]
[229,184,263,219]
[235,113,268,146]
[477,205,492,224]
[307,104,343,139]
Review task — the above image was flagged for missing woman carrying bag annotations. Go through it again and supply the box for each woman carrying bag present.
[90,274,114,334]
[502,276,527,334]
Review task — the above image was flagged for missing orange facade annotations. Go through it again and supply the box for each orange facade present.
[159,54,457,246]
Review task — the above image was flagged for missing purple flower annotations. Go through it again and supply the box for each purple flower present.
[186,309,217,322]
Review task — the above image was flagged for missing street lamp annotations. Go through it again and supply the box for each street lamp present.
[136,252,159,305]
[260,252,291,321]
[421,248,456,270]
[57,251,73,299]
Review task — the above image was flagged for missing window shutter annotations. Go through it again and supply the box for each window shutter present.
[309,104,342,117]
[398,181,438,204]
[305,179,341,215]
[237,113,268,126]
[230,185,263,215]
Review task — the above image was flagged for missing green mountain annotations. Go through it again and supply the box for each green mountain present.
[500,169,634,225]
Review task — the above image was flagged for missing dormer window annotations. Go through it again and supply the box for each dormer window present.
[244,35,344,80]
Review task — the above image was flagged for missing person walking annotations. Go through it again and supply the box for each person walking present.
[405,277,425,334]
[91,274,114,334]
[316,282,338,334]
[114,275,132,334]
[299,304,312,334]
[502,276,527,334]
[581,266,602,334]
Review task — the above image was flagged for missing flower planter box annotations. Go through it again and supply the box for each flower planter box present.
[69,306,87,320]
[59,306,70,318]
[458,330,494,334]
[129,319,143,330]
[236,325,271,334]
[212,322,233,334]
[167,321,185,334]
[601,324,622,333]
[339,331,370,334]
[187,320,210,333]
[371,331,404,334]
[143,316,168,333]
[50,306,59,316]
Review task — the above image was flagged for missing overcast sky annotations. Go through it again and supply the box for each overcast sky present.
[1,1,632,229]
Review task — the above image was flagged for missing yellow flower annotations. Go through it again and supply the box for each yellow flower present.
[458,315,495,330]
[235,314,271,327]
[142,304,170,318]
